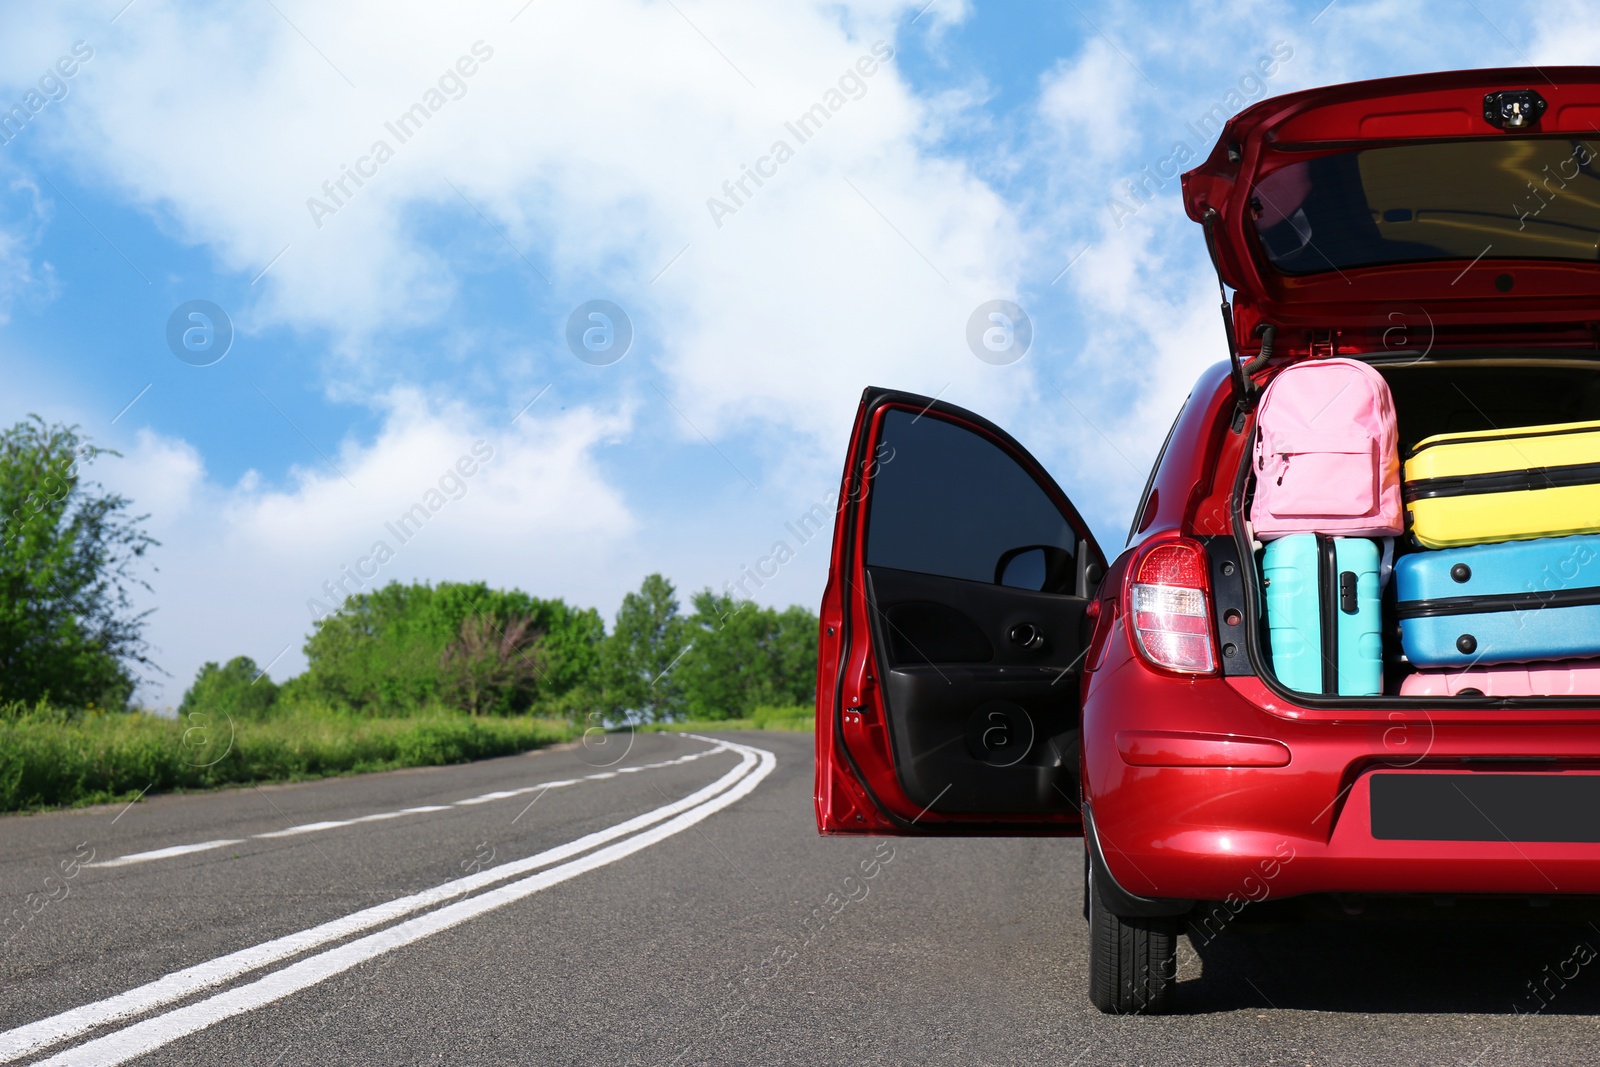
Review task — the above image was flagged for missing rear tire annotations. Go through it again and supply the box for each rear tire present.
[1086,849,1179,1014]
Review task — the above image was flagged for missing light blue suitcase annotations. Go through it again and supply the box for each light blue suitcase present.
[1394,535,1600,668]
[1262,534,1384,695]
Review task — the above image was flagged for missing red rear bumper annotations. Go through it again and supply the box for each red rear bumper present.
[1085,619,1600,902]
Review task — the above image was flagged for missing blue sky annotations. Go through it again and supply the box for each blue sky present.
[0,0,1584,705]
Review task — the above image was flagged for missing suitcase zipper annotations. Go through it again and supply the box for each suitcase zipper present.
[1405,459,1600,501]
[1318,534,1339,695]
[1396,584,1600,619]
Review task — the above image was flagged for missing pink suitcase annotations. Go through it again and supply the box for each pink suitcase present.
[1400,660,1600,698]
[1250,358,1404,541]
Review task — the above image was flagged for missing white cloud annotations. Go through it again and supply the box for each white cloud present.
[0,176,57,324]
[114,427,204,519]
[24,0,1028,440]
[1038,40,1142,174]
[101,391,633,702]
[1527,0,1600,63]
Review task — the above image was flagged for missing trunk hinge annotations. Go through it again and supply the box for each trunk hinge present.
[1310,329,1335,360]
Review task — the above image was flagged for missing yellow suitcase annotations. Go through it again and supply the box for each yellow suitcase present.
[1404,419,1600,549]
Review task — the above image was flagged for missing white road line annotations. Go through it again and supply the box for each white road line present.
[84,841,244,868]
[452,789,522,805]
[252,821,354,839]
[32,738,775,1067]
[83,743,728,868]
[0,738,757,1065]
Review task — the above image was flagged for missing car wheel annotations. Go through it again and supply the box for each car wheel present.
[1086,848,1178,1015]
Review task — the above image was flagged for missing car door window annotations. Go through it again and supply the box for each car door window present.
[865,409,1075,586]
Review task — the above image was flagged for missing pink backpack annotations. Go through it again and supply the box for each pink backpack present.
[1250,358,1403,541]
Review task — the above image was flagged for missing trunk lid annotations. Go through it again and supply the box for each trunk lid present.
[1183,68,1600,351]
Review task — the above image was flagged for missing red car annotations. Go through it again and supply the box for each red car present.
[813,68,1600,1014]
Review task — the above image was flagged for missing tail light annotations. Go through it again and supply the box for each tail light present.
[1126,538,1217,674]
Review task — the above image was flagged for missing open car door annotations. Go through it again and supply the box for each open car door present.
[815,388,1107,835]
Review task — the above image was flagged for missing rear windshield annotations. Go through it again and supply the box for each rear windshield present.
[1251,137,1600,275]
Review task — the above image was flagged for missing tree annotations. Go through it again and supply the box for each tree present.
[678,592,818,720]
[0,417,158,708]
[439,614,547,716]
[179,656,279,720]
[596,574,689,722]
[290,580,601,715]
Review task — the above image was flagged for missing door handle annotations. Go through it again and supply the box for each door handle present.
[1008,622,1044,650]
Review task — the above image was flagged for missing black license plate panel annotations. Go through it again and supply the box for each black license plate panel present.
[1371,773,1600,842]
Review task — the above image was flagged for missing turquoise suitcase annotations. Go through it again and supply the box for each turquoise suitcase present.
[1262,534,1384,696]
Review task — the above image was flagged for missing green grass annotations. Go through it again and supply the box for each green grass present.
[0,700,814,814]
[0,703,573,813]
[639,704,815,734]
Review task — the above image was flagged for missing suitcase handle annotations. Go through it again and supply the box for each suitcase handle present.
[1339,571,1359,615]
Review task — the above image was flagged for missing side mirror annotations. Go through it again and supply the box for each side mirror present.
[994,545,1075,594]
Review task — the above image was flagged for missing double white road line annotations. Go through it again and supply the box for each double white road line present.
[83,743,729,869]
[1,735,775,1067]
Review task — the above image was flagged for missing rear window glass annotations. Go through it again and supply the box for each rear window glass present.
[1251,137,1600,275]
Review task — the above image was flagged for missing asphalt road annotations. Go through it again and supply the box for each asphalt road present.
[4,729,1600,1065]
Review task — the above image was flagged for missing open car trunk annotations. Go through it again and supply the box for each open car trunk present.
[1237,352,1600,705]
